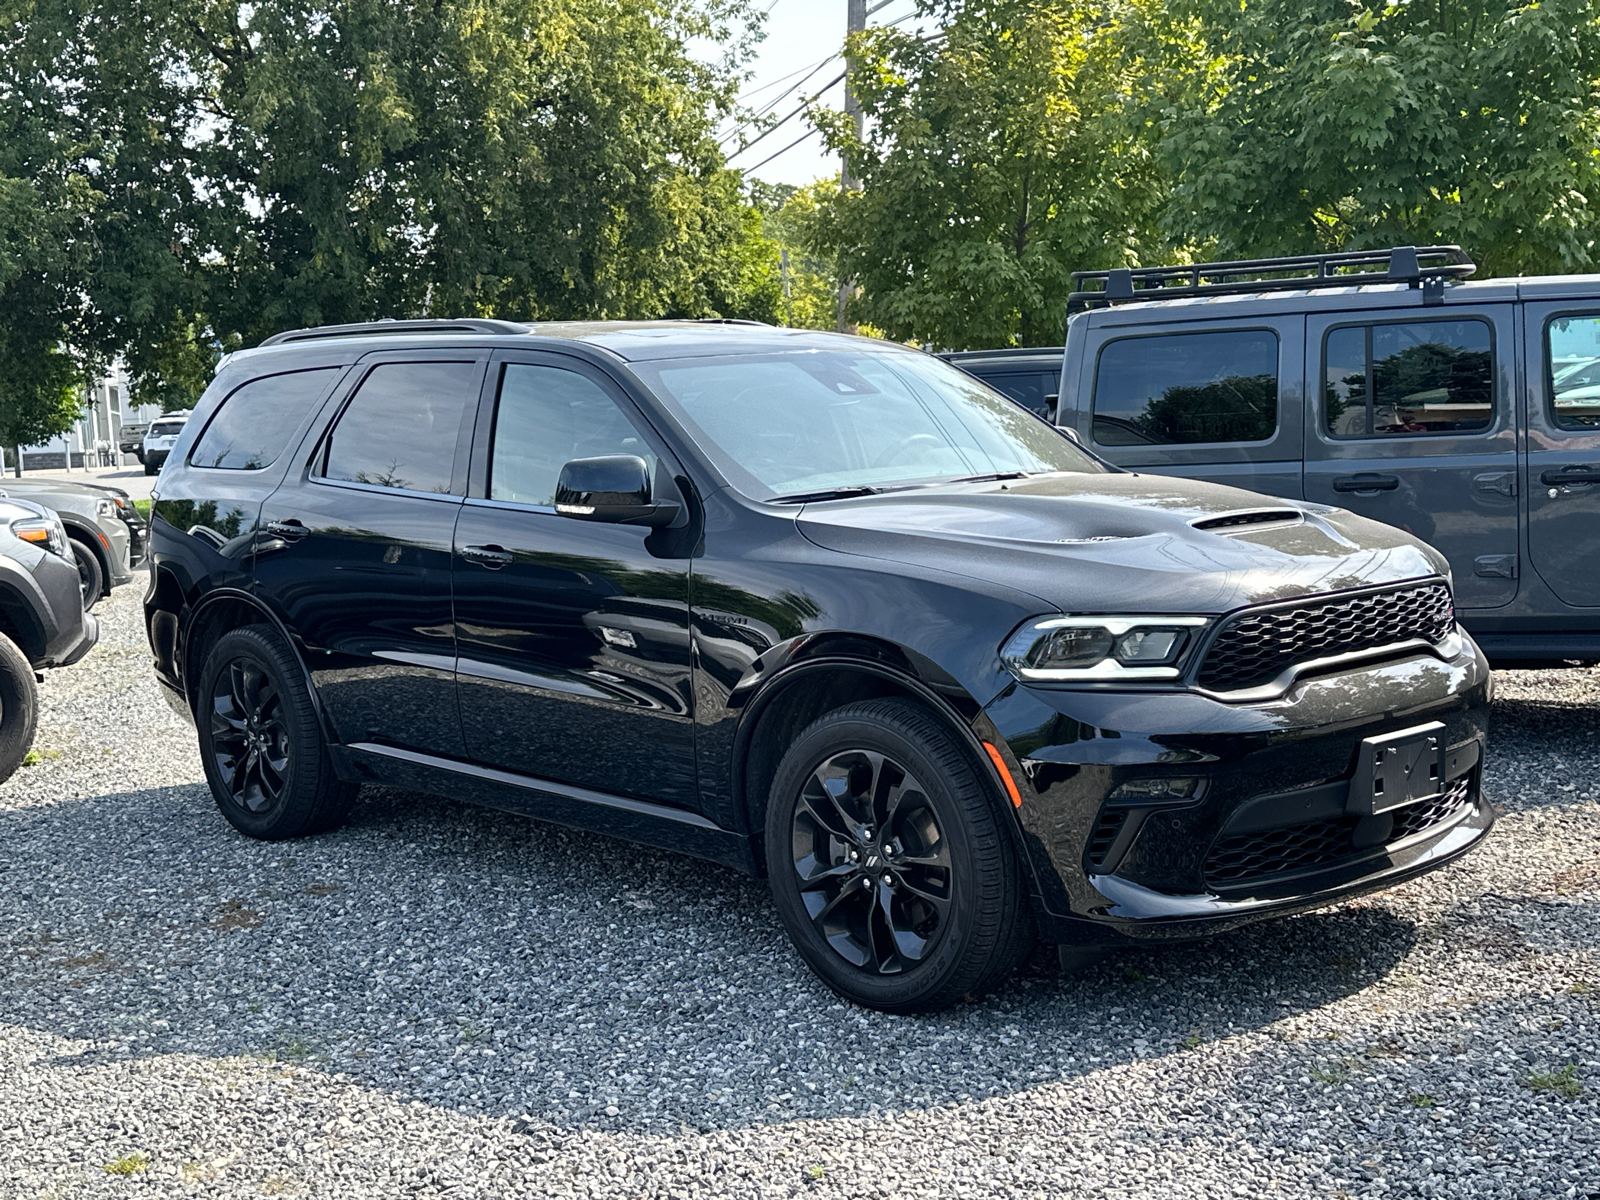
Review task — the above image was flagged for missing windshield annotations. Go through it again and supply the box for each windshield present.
[634,348,1102,501]
[149,421,185,437]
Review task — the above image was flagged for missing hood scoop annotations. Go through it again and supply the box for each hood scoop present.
[1191,508,1304,534]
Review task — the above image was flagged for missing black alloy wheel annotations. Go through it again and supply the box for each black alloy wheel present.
[766,698,1033,1013]
[790,749,953,973]
[197,626,356,840]
[209,657,292,815]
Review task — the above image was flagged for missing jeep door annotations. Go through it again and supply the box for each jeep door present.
[1303,307,1518,610]
[1065,316,1305,500]
[252,352,484,757]
[1523,300,1600,609]
[451,352,698,808]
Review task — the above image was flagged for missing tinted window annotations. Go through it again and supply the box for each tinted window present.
[321,362,477,494]
[489,365,657,506]
[1547,315,1600,429]
[971,371,1055,416]
[189,368,339,470]
[149,420,187,437]
[1092,331,1278,446]
[636,350,1100,501]
[1323,320,1493,437]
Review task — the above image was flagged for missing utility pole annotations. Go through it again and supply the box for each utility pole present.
[836,0,867,332]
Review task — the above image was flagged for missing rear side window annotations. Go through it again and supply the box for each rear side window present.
[1547,314,1600,430]
[1092,330,1278,446]
[1323,319,1493,437]
[973,371,1055,417]
[320,362,478,495]
[149,420,186,437]
[489,364,657,506]
[189,368,340,470]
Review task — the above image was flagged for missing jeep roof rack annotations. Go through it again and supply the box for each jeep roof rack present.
[257,318,530,347]
[1066,245,1476,314]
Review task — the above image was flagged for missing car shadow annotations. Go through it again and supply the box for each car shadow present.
[0,780,1426,1135]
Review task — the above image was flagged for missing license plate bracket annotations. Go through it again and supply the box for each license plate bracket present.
[1348,721,1445,817]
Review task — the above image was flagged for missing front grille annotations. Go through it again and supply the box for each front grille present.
[1197,581,1453,693]
[1204,771,1475,890]
[1391,775,1471,841]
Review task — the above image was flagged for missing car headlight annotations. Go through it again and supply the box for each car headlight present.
[95,498,118,519]
[1000,615,1212,682]
[11,517,70,559]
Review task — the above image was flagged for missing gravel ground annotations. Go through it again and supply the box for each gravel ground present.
[1,585,1596,1199]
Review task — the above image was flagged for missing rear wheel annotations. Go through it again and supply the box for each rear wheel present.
[765,699,1033,1013]
[0,633,39,786]
[69,538,103,610]
[197,625,355,840]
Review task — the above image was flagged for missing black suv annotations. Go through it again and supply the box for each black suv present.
[147,319,1492,1012]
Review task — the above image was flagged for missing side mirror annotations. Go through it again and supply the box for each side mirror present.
[1044,393,1060,424]
[555,455,680,527]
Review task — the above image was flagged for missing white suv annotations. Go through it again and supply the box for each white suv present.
[140,413,191,476]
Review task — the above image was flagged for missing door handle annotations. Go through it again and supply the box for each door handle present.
[461,544,513,569]
[1539,466,1600,487]
[1332,474,1400,493]
[263,519,308,540]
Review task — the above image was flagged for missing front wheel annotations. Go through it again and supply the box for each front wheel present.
[765,699,1033,1013]
[196,626,355,840]
[0,633,40,786]
[70,540,103,610]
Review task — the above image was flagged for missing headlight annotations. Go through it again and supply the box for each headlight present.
[1000,615,1211,682]
[11,517,70,559]
[95,498,118,518]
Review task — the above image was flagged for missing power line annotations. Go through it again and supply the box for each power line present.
[746,126,821,173]
[734,51,836,103]
[722,56,842,146]
[724,69,847,160]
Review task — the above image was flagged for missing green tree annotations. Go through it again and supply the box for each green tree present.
[806,0,1170,348]
[1159,0,1600,274]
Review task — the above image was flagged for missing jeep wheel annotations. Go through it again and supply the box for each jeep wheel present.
[0,633,39,786]
[69,539,103,611]
[765,699,1033,1013]
[197,626,355,840]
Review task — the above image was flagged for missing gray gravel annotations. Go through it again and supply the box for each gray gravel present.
[1,584,1596,1198]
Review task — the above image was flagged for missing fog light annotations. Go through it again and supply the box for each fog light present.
[1109,777,1201,803]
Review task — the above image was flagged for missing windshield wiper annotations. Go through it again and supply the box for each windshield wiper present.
[769,485,881,504]
[938,471,1030,485]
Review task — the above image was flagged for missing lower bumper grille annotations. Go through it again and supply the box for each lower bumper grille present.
[1204,774,1473,890]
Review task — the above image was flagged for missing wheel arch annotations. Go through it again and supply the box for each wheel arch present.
[732,649,1019,876]
[181,589,337,742]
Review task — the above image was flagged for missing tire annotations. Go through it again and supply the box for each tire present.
[0,633,39,786]
[69,538,104,611]
[765,698,1034,1013]
[143,461,156,476]
[196,625,356,840]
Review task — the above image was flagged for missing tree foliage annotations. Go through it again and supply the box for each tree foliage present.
[804,0,1169,348]
[1161,0,1600,273]
[0,0,771,422]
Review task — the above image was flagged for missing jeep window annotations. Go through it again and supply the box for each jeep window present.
[1323,319,1493,437]
[319,361,476,495]
[1091,331,1278,446]
[489,364,659,507]
[1546,315,1600,430]
[148,420,186,438]
[189,368,340,470]
[635,349,1101,501]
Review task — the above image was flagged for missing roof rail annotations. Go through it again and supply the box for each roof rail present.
[1066,246,1475,314]
[257,318,529,347]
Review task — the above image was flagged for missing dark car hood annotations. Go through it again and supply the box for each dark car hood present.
[795,472,1447,615]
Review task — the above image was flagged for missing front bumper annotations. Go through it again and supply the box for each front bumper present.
[978,635,1493,946]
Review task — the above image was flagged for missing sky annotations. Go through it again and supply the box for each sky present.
[720,0,931,187]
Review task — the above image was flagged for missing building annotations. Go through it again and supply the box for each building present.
[12,365,166,471]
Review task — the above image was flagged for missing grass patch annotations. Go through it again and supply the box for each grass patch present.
[133,498,152,519]
[1310,1061,1353,1086]
[1525,1064,1582,1099]
[1408,1093,1436,1108]
[103,1152,150,1176]
[806,1165,826,1181]
[1122,965,1148,983]
[21,747,60,767]
[1181,1031,1202,1050]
